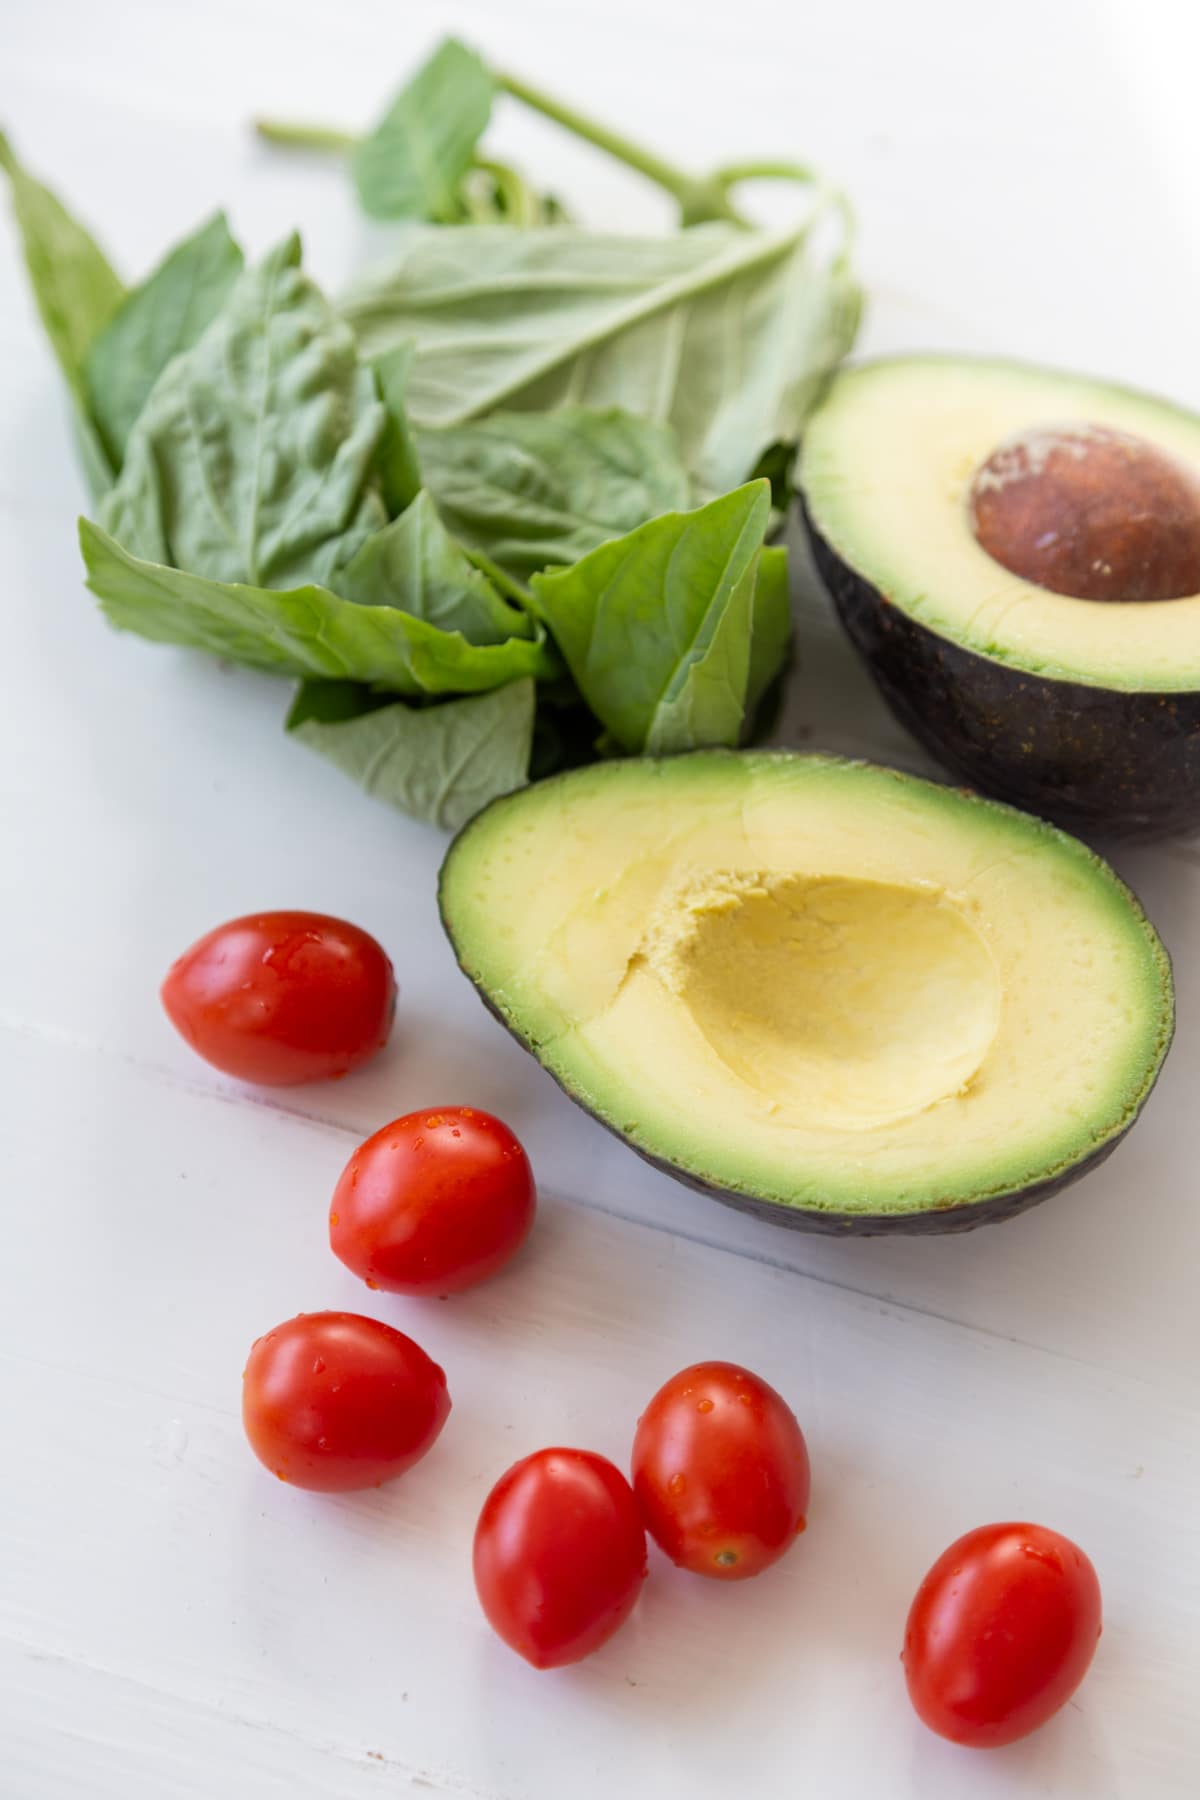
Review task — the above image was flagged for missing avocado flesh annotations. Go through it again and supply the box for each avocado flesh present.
[440,752,1173,1231]
[801,356,1200,688]
[799,356,1200,836]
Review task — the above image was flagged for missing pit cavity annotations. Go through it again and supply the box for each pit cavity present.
[647,873,1001,1131]
[968,422,1200,602]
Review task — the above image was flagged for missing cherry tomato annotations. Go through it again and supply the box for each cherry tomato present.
[242,1311,450,1492]
[903,1522,1102,1747]
[330,1107,536,1296]
[631,1361,810,1580]
[161,910,395,1085]
[474,1449,647,1668]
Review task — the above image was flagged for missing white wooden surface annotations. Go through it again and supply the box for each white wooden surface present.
[2,3,1199,1794]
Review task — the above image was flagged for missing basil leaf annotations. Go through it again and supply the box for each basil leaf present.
[101,235,387,590]
[0,130,125,496]
[80,518,557,696]
[373,343,423,516]
[528,480,779,754]
[336,490,534,643]
[344,223,735,412]
[746,544,792,723]
[85,212,244,469]
[342,210,860,495]
[287,676,534,830]
[413,407,690,588]
[71,411,119,505]
[353,39,493,222]
[637,496,765,756]
[0,131,125,397]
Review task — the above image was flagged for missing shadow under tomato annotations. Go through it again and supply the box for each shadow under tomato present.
[898,1688,1120,1796]
[230,1405,471,1679]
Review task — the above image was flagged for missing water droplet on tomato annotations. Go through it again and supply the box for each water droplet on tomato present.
[365,1279,379,1291]
[329,1212,339,1228]
[696,1398,714,1414]
[795,1516,807,1535]
[668,1473,686,1496]
[312,1357,325,1374]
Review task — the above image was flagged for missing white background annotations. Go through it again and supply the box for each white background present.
[3,2,1199,1794]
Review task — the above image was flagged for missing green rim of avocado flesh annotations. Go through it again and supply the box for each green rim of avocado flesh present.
[439,752,1173,1234]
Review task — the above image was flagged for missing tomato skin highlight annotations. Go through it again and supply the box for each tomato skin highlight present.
[474,1449,647,1668]
[903,1522,1103,1747]
[330,1107,535,1295]
[241,1311,450,1492]
[161,910,396,1085]
[631,1361,810,1580]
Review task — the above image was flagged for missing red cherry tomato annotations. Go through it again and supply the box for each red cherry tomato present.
[903,1522,1103,1747]
[161,910,395,1085]
[474,1449,647,1669]
[631,1361,810,1580]
[330,1107,536,1296]
[242,1311,450,1492]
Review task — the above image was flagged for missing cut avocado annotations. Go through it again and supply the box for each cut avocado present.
[440,752,1172,1234]
[800,356,1200,837]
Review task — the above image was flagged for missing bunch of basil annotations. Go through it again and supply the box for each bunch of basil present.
[2,39,860,829]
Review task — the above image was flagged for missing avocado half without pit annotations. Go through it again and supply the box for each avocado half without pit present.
[800,356,1200,837]
[440,752,1172,1235]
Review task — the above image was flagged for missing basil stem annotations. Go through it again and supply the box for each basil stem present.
[253,120,359,153]
[492,69,747,225]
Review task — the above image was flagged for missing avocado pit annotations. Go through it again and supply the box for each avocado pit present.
[968,423,1200,602]
[644,872,1002,1131]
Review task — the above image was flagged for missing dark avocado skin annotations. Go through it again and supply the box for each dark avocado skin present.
[803,505,1200,841]
[623,1130,1127,1236]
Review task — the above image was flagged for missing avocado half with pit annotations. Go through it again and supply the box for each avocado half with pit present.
[800,356,1200,837]
[439,752,1172,1235]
